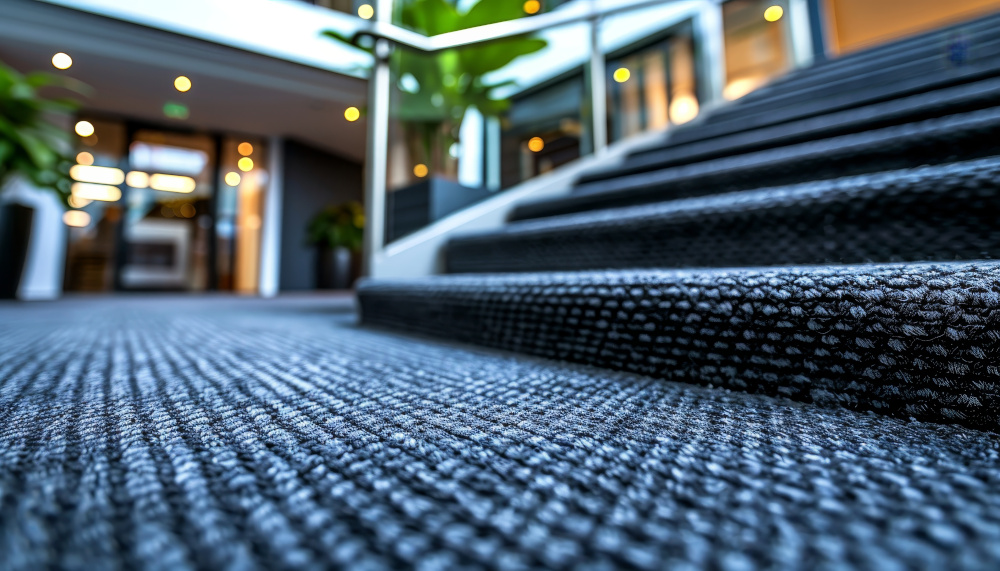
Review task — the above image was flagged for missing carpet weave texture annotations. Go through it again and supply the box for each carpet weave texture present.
[2,297,999,570]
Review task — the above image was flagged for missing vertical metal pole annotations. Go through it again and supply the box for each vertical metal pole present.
[694,0,726,106]
[788,0,816,70]
[589,15,608,155]
[362,0,393,278]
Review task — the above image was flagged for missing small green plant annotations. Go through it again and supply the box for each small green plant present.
[308,201,365,252]
[0,59,84,207]
[325,0,547,176]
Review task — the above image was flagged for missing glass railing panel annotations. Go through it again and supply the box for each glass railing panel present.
[722,0,794,100]
[381,2,591,243]
[600,1,704,144]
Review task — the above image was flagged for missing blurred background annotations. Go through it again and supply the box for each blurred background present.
[2,0,998,300]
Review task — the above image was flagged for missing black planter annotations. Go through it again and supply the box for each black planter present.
[0,203,35,299]
[315,245,355,290]
[386,177,494,242]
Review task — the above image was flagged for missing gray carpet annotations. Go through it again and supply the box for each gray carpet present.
[2,296,999,570]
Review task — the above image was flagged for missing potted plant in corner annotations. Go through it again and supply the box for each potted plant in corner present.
[0,59,78,299]
[308,201,364,290]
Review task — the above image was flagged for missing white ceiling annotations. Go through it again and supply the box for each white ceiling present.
[0,0,370,161]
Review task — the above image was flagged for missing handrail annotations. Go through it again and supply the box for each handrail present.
[350,0,686,53]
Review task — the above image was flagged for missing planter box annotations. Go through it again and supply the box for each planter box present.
[386,177,493,243]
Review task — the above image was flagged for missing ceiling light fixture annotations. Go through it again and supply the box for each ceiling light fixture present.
[51,53,73,70]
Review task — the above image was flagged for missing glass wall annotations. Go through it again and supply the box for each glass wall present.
[607,23,699,144]
[824,0,1000,55]
[63,116,268,293]
[722,0,793,100]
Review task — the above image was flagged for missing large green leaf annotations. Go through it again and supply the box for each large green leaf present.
[404,0,461,35]
[458,37,547,77]
[458,0,531,30]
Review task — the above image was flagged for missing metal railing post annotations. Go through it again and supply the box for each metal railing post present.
[362,0,394,277]
[589,13,608,155]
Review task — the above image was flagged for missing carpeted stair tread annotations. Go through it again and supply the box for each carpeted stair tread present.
[578,74,1000,185]
[448,156,1000,273]
[511,105,1000,221]
[2,298,1000,570]
[725,10,1000,110]
[691,35,1000,132]
[359,261,1000,433]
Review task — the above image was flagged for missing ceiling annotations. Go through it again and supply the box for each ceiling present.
[0,0,369,162]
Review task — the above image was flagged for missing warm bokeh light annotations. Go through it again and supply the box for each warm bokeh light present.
[63,210,91,227]
[150,173,197,193]
[358,4,374,19]
[179,203,197,218]
[613,68,631,83]
[126,171,150,188]
[413,164,429,178]
[764,5,783,22]
[523,0,541,15]
[238,142,253,156]
[67,195,92,208]
[238,157,254,172]
[74,121,95,137]
[76,152,94,166]
[71,182,122,202]
[225,171,242,186]
[669,94,700,125]
[51,52,73,70]
[528,137,545,152]
[174,75,192,92]
[70,165,125,185]
[723,77,765,100]
[344,107,361,122]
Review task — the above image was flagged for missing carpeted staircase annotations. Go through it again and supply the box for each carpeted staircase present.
[353,12,1000,566]
[4,13,1000,570]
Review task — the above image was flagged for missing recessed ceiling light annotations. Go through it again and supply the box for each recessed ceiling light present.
[174,76,192,92]
[74,121,95,137]
[52,53,73,70]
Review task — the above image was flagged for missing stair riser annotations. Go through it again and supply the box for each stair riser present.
[359,264,1000,433]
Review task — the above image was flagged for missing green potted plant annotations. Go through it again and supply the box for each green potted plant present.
[325,0,548,241]
[0,59,79,298]
[307,201,364,289]
[325,0,547,177]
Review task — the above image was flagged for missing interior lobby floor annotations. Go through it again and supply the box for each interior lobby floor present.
[1,296,998,570]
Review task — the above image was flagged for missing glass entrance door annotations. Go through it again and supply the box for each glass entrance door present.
[118,129,216,291]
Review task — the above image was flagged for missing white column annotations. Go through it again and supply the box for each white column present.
[458,106,484,188]
[788,0,815,69]
[258,135,284,298]
[589,17,608,155]
[695,0,726,106]
[2,179,66,300]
